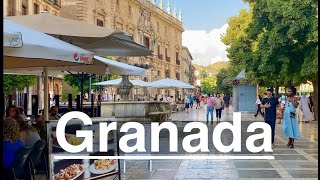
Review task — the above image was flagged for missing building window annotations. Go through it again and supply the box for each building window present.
[117,0,120,5]
[34,3,39,14]
[165,26,167,34]
[97,19,104,27]
[129,6,131,14]
[53,0,61,7]
[22,5,27,15]
[141,35,150,49]
[157,22,160,32]
[165,70,170,78]
[176,73,180,80]
[145,36,150,49]
[157,70,161,77]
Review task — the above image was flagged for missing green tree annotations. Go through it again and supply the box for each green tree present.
[199,69,208,79]
[244,0,318,120]
[64,74,119,94]
[61,83,79,101]
[3,75,38,94]
[221,6,254,80]
[200,76,217,94]
[216,68,232,94]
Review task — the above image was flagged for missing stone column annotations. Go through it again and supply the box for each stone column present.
[117,75,133,101]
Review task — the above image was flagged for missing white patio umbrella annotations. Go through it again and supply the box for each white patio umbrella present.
[5,56,148,109]
[4,19,94,120]
[148,78,195,89]
[93,78,151,87]
[148,78,194,98]
[4,19,94,68]
[7,12,152,57]
[4,29,23,48]
[4,56,147,77]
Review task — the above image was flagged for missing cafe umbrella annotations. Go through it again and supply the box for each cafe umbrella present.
[6,12,153,57]
[3,19,94,120]
[6,56,148,110]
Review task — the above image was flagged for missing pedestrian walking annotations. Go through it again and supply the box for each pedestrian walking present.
[298,94,314,123]
[195,95,201,109]
[223,93,231,115]
[254,95,264,117]
[201,95,206,107]
[214,94,224,122]
[277,95,286,124]
[189,95,194,109]
[309,93,314,113]
[206,94,215,124]
[282,86,300,149]
[260,89,279,148]
[229,95,233,107]
[184,95,190,113]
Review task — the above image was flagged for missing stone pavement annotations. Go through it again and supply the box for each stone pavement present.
[117,105,318,180]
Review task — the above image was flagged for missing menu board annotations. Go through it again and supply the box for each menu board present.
[46,120,121,180]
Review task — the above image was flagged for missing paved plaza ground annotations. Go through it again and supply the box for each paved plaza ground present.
[118,106,318,180]
[38,106,318,180]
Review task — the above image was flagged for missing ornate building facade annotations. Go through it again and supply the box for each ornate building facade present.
[61,0,185,98]
[4,0,62,16]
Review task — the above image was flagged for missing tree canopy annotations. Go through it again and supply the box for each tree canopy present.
[200,76,217,95]
[3,75,38,94]
[221,0,318,120]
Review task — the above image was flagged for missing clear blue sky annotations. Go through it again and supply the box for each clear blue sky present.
[166,0,249,30]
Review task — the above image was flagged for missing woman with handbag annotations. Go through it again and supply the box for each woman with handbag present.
[282,86,300,149]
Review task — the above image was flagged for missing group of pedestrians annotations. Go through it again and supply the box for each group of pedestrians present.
[201,93,232,124]
[257,87,302,149]
[183,94,202,113]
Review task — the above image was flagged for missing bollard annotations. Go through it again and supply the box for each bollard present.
[23,93,28,115]
[68,94,72,111]
[54,95,59,110]
[31,95,39,116]
[91,94,95,117]
[97,95,101,117]
[76,95,81,111]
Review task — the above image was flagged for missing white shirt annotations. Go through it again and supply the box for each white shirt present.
[255,98,261,105]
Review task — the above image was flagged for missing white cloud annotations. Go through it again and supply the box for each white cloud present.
[182,24,229,66]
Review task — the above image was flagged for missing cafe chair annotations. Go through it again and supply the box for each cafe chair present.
[12,146,35,180]
[30,140,49,179]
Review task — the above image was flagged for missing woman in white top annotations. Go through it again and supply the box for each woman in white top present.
[298,94,314,123]
[214,94,224,122]
[254,95,264,117]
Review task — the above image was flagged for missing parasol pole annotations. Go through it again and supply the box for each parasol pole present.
[44,67,49,121]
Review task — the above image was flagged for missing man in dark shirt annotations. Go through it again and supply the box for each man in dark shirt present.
[223,94,231,115]
[260,89,279,147]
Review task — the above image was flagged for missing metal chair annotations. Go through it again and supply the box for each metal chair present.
[30,140,49,179]
[12,146,35,180]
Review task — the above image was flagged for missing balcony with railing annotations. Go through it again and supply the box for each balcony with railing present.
[166,56,171,62]
[176,59,180,65]
[158,54,163,60]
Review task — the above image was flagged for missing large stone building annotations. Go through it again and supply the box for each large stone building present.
[61,0,186,99]
[4,0,62,16]
[4,0,63,111]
